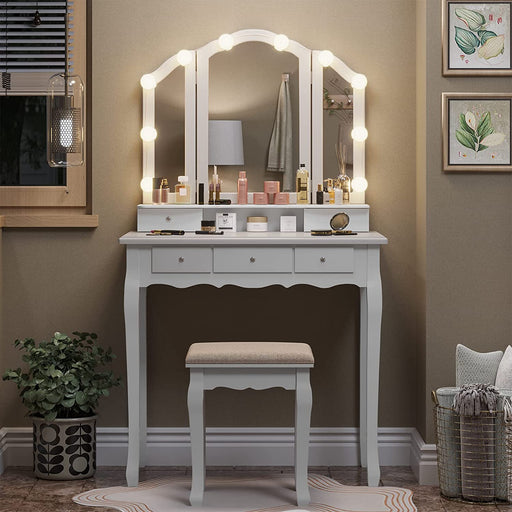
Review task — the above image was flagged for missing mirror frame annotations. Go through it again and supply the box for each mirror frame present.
[140,29,367,203]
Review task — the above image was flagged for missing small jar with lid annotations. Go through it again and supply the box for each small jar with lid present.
[246,216,268,232]
[175,175,191,204]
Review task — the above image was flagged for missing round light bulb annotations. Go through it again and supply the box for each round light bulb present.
[351,127,368,142]
[273,34,289,51]
[351,73,367,90]
[218,33,234,50]
[140,127,157,142]
[318,50,334,67]
[177,49,193,66]
[352,177,368,192]
[140,177,153,192]
[140,74,156,90]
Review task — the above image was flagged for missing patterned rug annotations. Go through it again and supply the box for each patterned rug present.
[73,474,417,512]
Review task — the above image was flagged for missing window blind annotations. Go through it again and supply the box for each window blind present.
[0,0,76,94]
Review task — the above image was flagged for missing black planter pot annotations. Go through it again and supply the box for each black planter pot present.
[33,416,97,480]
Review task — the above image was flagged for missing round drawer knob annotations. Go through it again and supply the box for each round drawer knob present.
[178,257,185,263]
[250,257,256,263]
[166,216,171,222]
[320,257,326,263]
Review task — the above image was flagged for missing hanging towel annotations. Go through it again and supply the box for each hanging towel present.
[267,74,293,192]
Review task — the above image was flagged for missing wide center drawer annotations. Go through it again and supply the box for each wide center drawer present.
[295,247,354,273]
[214,248,293,273]
[152,247,212,273]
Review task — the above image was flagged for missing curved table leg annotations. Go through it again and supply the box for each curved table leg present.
[361,247,383,487]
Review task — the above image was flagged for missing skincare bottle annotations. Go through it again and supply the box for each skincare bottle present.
[161,178,170,204]
[296,163,310,204]
[208,183,214,205]
[237,171,248,204]
[175,175,191,204]
[316,184,323,205]
[324,178,335,204]
[334,185,342,205]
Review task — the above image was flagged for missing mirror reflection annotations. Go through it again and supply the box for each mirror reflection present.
[208,42,299,192]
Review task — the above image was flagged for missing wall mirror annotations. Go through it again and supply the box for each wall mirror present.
[140,29,367,204]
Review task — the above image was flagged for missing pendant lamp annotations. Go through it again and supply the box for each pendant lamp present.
[47,0,84,167]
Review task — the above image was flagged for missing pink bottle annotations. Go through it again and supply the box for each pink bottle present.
[237,171,248,204]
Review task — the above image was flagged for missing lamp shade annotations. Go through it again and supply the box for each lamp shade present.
[208,120,244,166]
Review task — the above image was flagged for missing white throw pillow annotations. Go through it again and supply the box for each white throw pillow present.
[495,345,512,389]
[456,344,503,386]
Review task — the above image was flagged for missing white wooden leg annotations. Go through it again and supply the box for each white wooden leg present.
[295,369,312,506]
[365,247,383,487]
[124,249,143,487]
[360,287,368,468]
[139,287,147,468]
[188,369,205,506]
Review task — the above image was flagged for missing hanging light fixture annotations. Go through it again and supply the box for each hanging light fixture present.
[47,0,84,167]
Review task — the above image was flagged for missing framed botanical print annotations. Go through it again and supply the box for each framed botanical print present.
[442,93,512,171]
[442,0,512,75]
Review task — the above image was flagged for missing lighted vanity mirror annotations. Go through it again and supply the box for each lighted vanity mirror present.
[140,29,367,203]
[208,42,299,192]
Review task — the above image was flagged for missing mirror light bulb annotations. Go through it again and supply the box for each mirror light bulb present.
[140,177,153,192]
[351,73,367,90]
[352,177,368,192]
[218,33,234,50]
[140,74,156,90]
[140,127,157,142]
[177,49,193,66]
[351,127,368,142]
[318,50,334,67]
[273,34,289,51]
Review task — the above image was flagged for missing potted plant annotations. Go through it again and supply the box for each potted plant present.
[3,331,120,480]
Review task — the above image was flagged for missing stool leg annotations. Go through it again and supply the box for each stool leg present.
[295,368,312,506]
[188,369,205,506]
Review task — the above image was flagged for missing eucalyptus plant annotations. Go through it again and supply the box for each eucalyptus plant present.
[3,331,120,421]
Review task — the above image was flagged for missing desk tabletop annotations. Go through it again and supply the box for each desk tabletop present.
[120,231,388,246]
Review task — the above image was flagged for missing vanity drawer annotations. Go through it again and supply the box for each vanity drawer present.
[214,248,293,273]
[152,248,212,273]
[295,247,354,273]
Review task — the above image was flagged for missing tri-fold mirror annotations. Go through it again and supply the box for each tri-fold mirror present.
[140,29,367,203]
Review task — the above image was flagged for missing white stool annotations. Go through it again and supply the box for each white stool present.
[186,341,314,507]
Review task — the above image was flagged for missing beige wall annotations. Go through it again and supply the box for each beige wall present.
[1,0,418,433]
[420,1,512,442]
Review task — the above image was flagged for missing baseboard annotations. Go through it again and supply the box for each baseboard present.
[0,426,436,480]
[410,428,438,485]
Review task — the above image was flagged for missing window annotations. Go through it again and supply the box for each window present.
[0,0,95,227]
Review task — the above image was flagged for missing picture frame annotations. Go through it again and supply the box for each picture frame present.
[442,93,512,172]
[442,0,512,75]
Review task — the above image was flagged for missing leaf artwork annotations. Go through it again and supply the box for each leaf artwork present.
[456,110,505,154]
[453,7,505,61]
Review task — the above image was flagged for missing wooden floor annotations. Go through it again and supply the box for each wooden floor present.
[0,465,510,511]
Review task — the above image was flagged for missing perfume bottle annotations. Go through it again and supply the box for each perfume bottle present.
[175,175,191,204]
[296,163,310,204]
[316,183,323,205]
[237,171,248,204]
[324,178,335,204]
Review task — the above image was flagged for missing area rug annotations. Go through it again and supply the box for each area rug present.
[73,474,417,512]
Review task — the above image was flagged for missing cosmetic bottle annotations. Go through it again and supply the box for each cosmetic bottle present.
[161,178,170,204]
[336,173,351,204]
[334,185,342,205]
[152,179,162,204]
[208,183,214,205]
[198,183,205,205]
[175,175,191,204]
[237,171,248,204]
[324,178,335,204]
[316,184,323,205]
[215,183,221,203]
[296,163,310,204]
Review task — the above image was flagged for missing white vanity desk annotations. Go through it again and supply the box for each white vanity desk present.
[120,228,387,487]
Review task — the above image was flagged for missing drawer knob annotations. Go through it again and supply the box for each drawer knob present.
[320,257,326,263]
[250,257,256,263]
[178,257,185,263]
[166,216,171,222]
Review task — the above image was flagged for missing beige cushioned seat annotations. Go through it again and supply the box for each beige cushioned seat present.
[186,342,314,365]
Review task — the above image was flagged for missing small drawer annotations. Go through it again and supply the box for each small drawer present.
[214,248,293,273]
[295,247,354,273]
[152,248,212,273]
[138,207,202,232]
